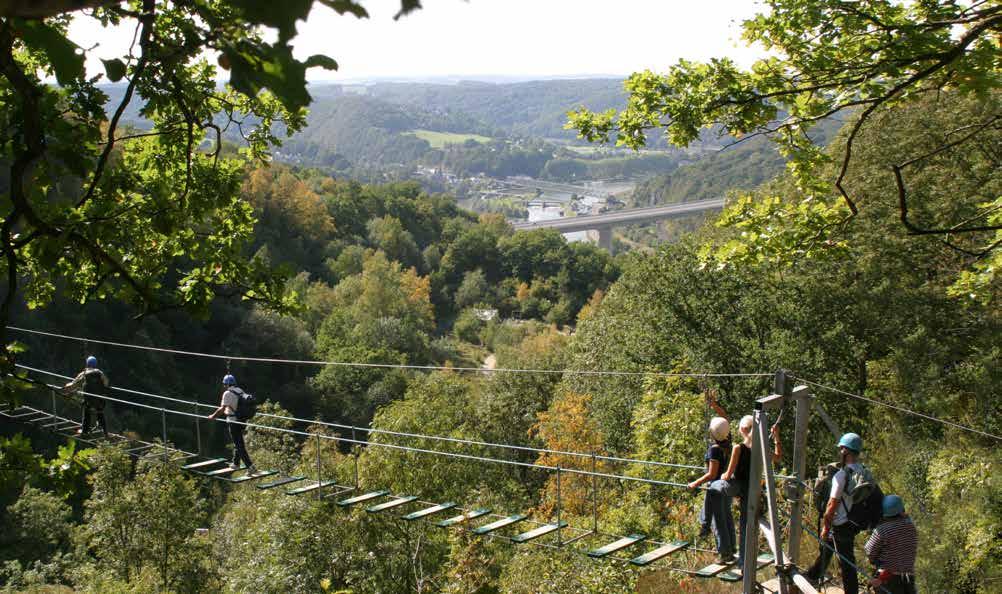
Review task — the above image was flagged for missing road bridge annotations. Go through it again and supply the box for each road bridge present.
[511,198,725,250]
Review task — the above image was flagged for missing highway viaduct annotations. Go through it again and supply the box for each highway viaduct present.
[511,198,726,250]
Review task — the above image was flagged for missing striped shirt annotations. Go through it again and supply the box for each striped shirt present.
[864,515,918,574]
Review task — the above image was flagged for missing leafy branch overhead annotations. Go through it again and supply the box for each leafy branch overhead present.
[0,1,422,378]
[567,0,1001,275]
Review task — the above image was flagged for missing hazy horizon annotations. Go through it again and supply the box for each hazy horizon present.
[69,1,767,83]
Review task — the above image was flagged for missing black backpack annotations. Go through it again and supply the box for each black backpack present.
[843,465,884,531]
[231,387,257,422]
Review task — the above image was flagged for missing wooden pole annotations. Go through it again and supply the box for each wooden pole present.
[788,385,812,566]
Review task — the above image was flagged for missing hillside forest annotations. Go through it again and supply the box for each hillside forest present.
[1,1,1000,594]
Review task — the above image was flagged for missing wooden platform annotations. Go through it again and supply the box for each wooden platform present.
[759,577,844,594]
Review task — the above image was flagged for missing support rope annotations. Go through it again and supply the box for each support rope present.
[794,376,1002,442]
[7,326,771,378]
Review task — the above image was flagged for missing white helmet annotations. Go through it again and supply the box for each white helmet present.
[739,415,755,447]
[709,416,730,441]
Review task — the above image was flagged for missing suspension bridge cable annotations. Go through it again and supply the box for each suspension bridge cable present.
[18,371,701,490]
[7,326,771,378]
[794,376,1002,442]
[17,363,716,474]
[6,371,792,579]
[0,400,720,577]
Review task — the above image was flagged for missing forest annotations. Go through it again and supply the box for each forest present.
[1,1,1000,593]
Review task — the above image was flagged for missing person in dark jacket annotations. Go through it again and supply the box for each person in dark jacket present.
[865,495,918,594]
[62,356,110,436]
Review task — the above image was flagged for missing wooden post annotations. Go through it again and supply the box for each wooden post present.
[758,410,788,594]
[744,392,786,594]
[788,385,812,566]
[812,401,842,439]
[556,466,563,546]
[194,401,202,456]
[315,432,322,500]
[161,408,168,464]
[591,452,598,533]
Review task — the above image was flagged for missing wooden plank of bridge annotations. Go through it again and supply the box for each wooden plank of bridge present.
[226,469,278,483]
[403,502,456,522]
[286,480,339,496]
[719,552,775,582]
[436,508,491,528]
[336,490,390,508]
[202,466,238,478]
[759,576,841,593]
[511,521,567,543]
[182,458,227,471]
[366,496,418,513]
[43,419,78,429]
[587,534,646,558]
[6,408,48,419]
[472,514,527,535]
[695,560,733,578]
[629,540,689,566]
[257,476,306,490]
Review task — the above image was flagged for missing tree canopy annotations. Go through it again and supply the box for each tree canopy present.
[568,0,1001,298]
[0,0,419,385]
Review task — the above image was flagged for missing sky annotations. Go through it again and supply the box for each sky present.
[69,0,768,83]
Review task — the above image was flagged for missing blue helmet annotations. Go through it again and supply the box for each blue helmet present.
[86,356,98,368]
[837,432,863,453]
[882,494,905,517]
[222,374,237,386]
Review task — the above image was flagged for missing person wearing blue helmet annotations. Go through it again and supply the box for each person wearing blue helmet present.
[865,495,918,593]
[804,432,868,594]
[208,374,255,473]
[61,355,110,436]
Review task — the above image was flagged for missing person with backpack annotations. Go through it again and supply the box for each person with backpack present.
[207,374,255,472]
[864,495,918,594]
[687,408,736,564]
[61,356,110,437]
[804,432,880,594]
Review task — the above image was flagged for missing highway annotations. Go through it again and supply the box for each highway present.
[511,198,726,234]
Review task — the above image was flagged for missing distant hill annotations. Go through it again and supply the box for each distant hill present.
[277,93,495,167]
[362,79,628,140]
[97,79,782,182]
[630,117,847,206]
[630,137,784,206]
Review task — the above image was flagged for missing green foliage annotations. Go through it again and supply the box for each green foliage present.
[631,376,707,488]
[568,0,1002,289]
[475,327,569,454]
[923,443,1001,593]
[455,270,490,310]
[496,547,636,594]
[1,486,73,568]
[452,307,486,345]
[362,372,517,503]
[366,216,422,271]
[80,448,213,593]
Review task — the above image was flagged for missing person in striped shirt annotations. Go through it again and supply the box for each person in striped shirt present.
[864,495,918,594]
